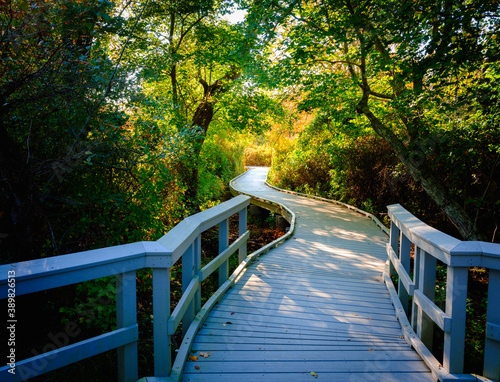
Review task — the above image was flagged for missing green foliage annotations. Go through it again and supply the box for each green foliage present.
[2,0,498,378]
[198,133,245,208]
[248,0,500,241]
[244,143,272,166]
[0,0,254,358]
[59,277,116,333]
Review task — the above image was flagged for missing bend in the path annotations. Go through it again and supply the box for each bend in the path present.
[182,167,433,381]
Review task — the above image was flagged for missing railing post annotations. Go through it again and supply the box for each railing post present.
[389,221,399,278]
[399,233,411,315]
[443,266,468,374]
[116,271,138,382]
[238,207,248,263]
[219,218,229,287]
[413,248,437,350]
[484,269,500,380]
[153,268,171,377]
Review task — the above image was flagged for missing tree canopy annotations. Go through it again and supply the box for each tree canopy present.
[1,0,499,267]
[245,0,500,241]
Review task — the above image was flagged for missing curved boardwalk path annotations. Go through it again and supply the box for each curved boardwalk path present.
[183,167,433,381]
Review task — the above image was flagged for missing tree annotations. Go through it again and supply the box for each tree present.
[0,0,126,261]
[247,0,500,240]
[130,1,252,205]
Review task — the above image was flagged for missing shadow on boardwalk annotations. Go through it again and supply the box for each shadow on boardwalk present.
[183,167,433,381]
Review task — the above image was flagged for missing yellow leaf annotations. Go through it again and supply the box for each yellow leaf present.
[188,356,199,361]
[310,371,318,378]
[368,349,374,351]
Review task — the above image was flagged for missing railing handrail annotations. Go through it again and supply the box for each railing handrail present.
[0,194,251,382]
[388,204,500,268]
[386,203,500,382]
[0,195,251,293]
[263,175,389,236]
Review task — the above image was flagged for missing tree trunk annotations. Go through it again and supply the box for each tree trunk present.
[356,99,484,240]
[183,68,241,207]
[0,122,45,263]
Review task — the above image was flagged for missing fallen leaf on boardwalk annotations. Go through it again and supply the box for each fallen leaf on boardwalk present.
[199,352,210,358]
[347,338,351,341]
[310,371,318,378]
[189,356,199,361]
[209,332,213,335]
[399,336,404,339]
[368,349,374,351]
[222,323,226,326]
[231,312,235,315]
[352,313,358,316]
[194,366,200,370]
[257,274,262,277]
[258,347,261,349]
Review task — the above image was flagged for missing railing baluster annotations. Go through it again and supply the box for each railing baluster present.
[181,237,202,335]
[399,233,411,315]
[238,207,248,263]
[219,218,229,287]
[443,266,468,374]
[153,268,171,377]
[182,243,195,335]
[116,271,138,382]
[416,249,437,350]
[194,234,202,313]
[389,221,399,279]
[484,269,500,380]
[411,246,420,331]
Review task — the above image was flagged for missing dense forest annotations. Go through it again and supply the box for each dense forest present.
[1,0,499,267]
[1,0,499,379]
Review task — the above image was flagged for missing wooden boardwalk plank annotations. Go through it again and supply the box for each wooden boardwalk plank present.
[185,349,424,362]
[183,372,434,382]
[182,167,433,381]
[183,360,431,373]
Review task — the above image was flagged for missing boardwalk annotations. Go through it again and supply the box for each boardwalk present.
[182,167,433,381]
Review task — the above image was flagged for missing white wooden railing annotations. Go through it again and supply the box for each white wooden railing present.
[0,195,255,382]
[386,204,500,382]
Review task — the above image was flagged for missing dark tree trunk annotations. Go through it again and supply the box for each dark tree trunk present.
[183,68,241,207]
[356,97,484,241]
[0,121,45,263]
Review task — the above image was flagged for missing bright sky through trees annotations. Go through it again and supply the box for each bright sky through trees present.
[224,8,247,24]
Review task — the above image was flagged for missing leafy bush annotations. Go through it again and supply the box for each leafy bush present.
[244,145,272,166]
